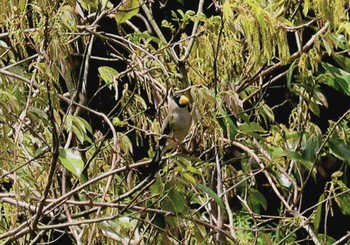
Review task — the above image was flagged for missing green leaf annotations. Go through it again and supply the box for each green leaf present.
[161,19,175,32]
[98,66,118,84]
[314,193,324,233]
[309,99,320,117]
[29,107,48,122]
[182,172,196,184]
[260,103,275,123]
[118,132,133,155]
[0,40,9,57]
[336,191,350,215]
[333,53,350,73]
[59,5,77,31]
[302,134,321,162]
[65,115,92,144]
[222,1,233,21]
[316,234,336,244]
[302,0,310,18]
[34,145,49,158]
[197,183,225,210]
[218,107,237,140]
[320,62,350,96]
[247,189,267,213]
[288,151,313,171]
[328,138,350,165]
[77,0,98,12]
[238,122,267,134]
[59,148,84,178]
[321,36,332,55]
[115,0,139,24]
[186,165,201,175]
[128,31,163,46]
[162,189,186,213]
[269,146,287,159]
[150,179,164,196]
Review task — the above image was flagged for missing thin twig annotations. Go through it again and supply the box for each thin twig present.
[31,79,60,231]
[300,108,350,198]
[0,159,150,241]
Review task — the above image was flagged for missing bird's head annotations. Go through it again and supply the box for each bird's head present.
[173,94,190,108]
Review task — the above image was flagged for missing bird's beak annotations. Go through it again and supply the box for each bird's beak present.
[179,95,189,105]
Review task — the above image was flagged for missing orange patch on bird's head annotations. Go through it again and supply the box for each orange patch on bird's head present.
[173,94,190,108]
[179,95,189,105]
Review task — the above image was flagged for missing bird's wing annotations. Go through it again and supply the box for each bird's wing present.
[159,114,175,146]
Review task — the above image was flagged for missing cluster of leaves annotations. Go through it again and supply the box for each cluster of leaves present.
[1,0,350,244]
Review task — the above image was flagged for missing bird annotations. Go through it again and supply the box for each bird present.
[147,93,192,177]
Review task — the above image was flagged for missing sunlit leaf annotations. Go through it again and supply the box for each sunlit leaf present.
[161,19,175,32]
[182,172,196,184]
[269,146,287,159]
[65,115,92,144]
[239,122,267,134]
[115,0,139,24]
[314,90,328,108]
[77,0,98,12]
[302,0,310,16]
[59,148,84,178]
[98,66,118,85]
[59,5,77,31]
[276,173,292,188]
[222,1,233,21]
[321,37,332,55]
[309,99,320,117]
[186,164,201,175]
[118,132,133,155]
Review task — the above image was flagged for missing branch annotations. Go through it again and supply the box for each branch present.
[230,139,321,244]
[171,0,205,62]
[214,145,224,243]
[300,107,350,197]
[0,160,151,241]
[230,140,292,210]
[30,79,60,231]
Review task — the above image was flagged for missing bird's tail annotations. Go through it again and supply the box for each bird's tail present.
[138,147,163,179]
[148,147,162,177]
[152,147,162,164]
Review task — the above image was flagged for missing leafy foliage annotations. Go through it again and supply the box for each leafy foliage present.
[1,0,350,244]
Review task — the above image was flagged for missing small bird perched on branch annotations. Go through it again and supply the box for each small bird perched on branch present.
[146,93,192,177]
